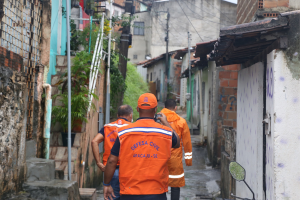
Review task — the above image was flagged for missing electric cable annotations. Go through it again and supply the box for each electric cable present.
[180,0,221,24]
[175,0,204,42]
[202,0,236,24]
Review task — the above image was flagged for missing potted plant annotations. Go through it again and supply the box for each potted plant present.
[51,51,99,147]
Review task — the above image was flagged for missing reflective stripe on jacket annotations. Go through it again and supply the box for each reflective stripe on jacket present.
[118,119,173,195]
[103,119,131,165]
[161,108,193,188]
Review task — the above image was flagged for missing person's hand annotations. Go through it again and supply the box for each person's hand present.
[104,185,115,200]
[157,112,169,126]
[96,162,105,172]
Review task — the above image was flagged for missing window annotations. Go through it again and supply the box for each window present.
[133,55,138,59]
[150,73,152,81]
[133,22,144,35]
[114,11,119,17]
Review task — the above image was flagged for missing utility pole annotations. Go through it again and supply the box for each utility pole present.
[165,9,169,101]
[188,32,193,135]
[66,0,72,181]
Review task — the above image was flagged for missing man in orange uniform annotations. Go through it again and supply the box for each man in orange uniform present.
[103,93,180,200]
[91,105,133,200]
[161,99,193,200]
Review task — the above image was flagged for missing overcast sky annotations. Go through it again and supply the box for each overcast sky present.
[223,0,237,4]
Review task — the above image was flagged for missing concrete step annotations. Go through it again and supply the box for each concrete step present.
[50,146,80,161]
[26,158,55,182]
[23,179,80,200]
[79,188,97,200]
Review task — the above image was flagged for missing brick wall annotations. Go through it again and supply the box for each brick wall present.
[237,0,291,24]
[0,47,23,72]
[263,0,289,8]
[216,64,240,157]
[114,0,125,7]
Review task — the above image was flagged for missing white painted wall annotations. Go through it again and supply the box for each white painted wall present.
[136,65,147,82]
[202,68,209,139]
[289,0,300,9]
[266,50,300,199]
[180,54,188,107]
[237,63,264,200]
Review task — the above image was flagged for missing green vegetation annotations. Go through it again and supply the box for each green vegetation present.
[51,52,98,132]
[110,56,127,117]
[123,62,149,121]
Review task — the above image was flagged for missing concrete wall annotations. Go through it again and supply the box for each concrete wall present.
[265,49,300,199]
[151,0,221,48]
[290,0,300,9]
[220,1,237,28]
[128,12,152,64]
[80,63,105,188]
[180,54,188,107]
[201,68,209,139]
[136,65,147,82]
[236,62,264,200]
[146,59,165,101]
[0,49,28,197]
[206,61,222,165]
[129,0,230,63]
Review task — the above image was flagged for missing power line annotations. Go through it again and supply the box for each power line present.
[182,0,236,24]
[180,1,221,25]
[153,22,164,43]
[175,0,204,42]
[202,0,236,24]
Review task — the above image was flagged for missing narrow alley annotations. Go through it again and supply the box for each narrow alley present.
[97,135,221,200]
[2,0,300,199]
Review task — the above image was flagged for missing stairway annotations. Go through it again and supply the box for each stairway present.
[23,158,80,200]
[50,132,83,181]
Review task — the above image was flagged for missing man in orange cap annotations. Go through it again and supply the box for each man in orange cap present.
[161,99,192,200]
[91,105,133,200]
[103,93,180,200]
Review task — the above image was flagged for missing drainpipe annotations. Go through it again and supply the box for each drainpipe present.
[43,84,52,159]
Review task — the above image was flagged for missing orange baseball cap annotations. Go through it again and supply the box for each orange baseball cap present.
[138,93,157,109]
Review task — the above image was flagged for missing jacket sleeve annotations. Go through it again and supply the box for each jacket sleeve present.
[182,120,192,166]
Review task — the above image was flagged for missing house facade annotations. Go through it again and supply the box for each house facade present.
[128,0,235,64]
[210,10,300,199]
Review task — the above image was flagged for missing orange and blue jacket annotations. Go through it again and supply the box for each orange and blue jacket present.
[117,118,173,195]
[161,108,192,188]
[103,119,131,165]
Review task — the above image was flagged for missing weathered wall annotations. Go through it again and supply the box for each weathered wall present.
[128,12,152,64]
[146,59,165,101]
[263,0,289,8]
[130,0,227,63]
[180,54,188,107]
[40,1,52,67]
[80,61,105,188]
[236,62,264,200]
[220,1,237,28]
[290,0,300,9]
[265,48,300,199]
[220,128,236,199]
[0,49,28,198]
[151,0,221,48]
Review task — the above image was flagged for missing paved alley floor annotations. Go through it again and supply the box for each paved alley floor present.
[97,135,221,200]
